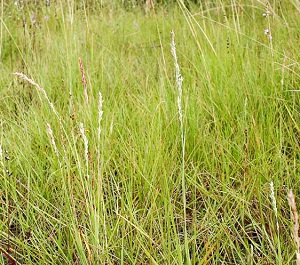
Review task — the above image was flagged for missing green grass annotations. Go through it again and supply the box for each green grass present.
[1,0,300,264]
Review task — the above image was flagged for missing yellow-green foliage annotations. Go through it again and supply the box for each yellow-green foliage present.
[1,1,300,264]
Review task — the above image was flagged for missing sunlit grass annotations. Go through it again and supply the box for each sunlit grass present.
[1,0,300,264]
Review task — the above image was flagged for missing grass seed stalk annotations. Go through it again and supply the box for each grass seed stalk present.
[171,29,190,263]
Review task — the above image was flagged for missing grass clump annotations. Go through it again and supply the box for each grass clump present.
[1,0,300,264]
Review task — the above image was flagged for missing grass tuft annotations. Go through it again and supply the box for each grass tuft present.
[1,1,300,263]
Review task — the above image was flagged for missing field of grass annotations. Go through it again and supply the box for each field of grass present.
[1,0,300,264]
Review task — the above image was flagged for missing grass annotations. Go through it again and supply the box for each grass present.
[1,0,300,264]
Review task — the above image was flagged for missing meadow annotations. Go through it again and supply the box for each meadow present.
[1,0,300,264]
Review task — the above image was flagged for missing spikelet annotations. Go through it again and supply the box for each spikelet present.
[46,123,62,168]
[79,122,89,174]
[269,181,279,232]
[288,190,300,265]
[98,92,104,142]
[170,30,183,124]
[79,57,89,104]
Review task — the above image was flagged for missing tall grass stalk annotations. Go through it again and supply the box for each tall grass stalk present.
[269,181,282,263]
[12,72,59,117]
[96,91,107,251]
[288,190,300,265]
[12,72,67,161]
[79,122,89,176]
[46,123,62,168]
[79,57,89,104]
[98,92,104,143]
[171,30,190,263]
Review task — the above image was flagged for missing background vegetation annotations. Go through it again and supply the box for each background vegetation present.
[1,0,300,264]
